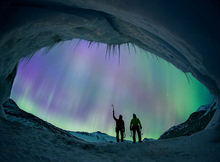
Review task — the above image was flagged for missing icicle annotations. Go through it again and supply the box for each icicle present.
[105,44,110,60]
[126,43,131,55]
[117,44,121,65]
[117,44,121,56]
[131,44,137,54]
[145,51,150,59]
[108,44,112,59]
[87,41,93,49]
[154,54,160,62]
[112,44,116,56]
[21,52,36,68]
[72,39,82,53]
[96,42,100,49]
[184,73,192,84]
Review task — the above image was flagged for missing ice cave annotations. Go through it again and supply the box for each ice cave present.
[0,0,220,161]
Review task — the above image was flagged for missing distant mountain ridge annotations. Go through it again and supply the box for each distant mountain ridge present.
[69,131,132,143]
[159,98,218,139]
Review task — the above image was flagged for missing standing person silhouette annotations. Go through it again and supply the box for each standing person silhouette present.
[130,113,142,143]
[112,105,125,142]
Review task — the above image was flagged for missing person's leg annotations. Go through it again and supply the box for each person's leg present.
[137,127,142,142]
[120,129,124,142]
[133,128,136,143]
[116,127,119,142]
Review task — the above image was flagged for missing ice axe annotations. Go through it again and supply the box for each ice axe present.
[111,104,114,111]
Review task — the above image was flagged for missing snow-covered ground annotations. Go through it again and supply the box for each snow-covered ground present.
[1,117,220,161]
[1,98,220,161]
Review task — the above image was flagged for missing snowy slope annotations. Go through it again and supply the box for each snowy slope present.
[3,99,78,139]
[159,98,218,139]
[3,98,132,143]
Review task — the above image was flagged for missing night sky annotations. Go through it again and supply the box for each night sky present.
[11,40,213,140]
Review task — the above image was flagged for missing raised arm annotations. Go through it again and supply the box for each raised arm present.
[112,104,117,121]
[113,110,117,121]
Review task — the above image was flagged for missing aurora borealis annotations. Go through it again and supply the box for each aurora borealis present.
[11,40,213,140]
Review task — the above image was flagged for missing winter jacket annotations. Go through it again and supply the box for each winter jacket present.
[130,118,141,127]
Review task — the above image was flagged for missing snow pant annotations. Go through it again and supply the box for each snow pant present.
[116,127,124,142]
[132,126,141,143]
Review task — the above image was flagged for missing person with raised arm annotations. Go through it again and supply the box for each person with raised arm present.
[112,104,125,142]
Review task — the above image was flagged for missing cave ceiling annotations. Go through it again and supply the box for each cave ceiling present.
[0,0,220,98]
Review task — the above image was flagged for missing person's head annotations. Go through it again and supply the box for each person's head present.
[133,113,136,118]
[119,115,123,120]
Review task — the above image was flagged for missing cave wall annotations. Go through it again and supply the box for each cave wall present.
[0,0,220,133]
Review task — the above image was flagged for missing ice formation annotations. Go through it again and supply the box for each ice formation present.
[0,0,220,160]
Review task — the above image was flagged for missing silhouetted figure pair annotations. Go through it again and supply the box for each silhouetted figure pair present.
[130,113,142,143]
[112,105,142,143]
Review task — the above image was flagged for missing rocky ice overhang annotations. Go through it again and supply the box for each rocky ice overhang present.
[0,0,220,133]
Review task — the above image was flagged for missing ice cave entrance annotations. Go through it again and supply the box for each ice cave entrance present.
[10,39,213,140]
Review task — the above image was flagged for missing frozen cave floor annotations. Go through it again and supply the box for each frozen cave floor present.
[1,118,220,162]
